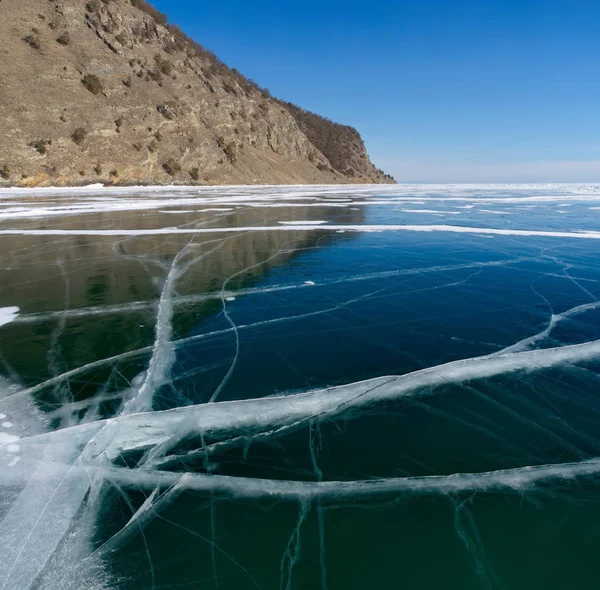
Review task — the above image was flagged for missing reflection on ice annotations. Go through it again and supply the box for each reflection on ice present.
[1,184,600,588]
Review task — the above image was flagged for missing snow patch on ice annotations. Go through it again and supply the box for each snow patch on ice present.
[0,432,19,444]
[400,209,461,215]
[158,210,195,214]
[4,225,600,240]
[279,220,327,225]
[0,307,19,327]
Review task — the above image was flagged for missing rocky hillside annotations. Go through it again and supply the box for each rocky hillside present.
[0,0,394,187]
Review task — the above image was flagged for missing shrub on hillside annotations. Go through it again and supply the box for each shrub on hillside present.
[223,142,236,164]
[154,54,172,76]
[29,139,52,155]
[56,31,70,45]
[0,164,10,180]
[85,0,100,13]
[115,32,128,46]
[156,103,176,120]
[23,33,41,50]
[162,158,181,176]
[82,74,103,95]
[71,127,88,145]
[147,68,163,86]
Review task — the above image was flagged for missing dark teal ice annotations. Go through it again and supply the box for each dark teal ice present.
[1,184,600,589]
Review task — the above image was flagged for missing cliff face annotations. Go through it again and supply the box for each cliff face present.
[0,0,395,187]
[281,102,395,184]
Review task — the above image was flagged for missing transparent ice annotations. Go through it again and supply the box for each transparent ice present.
[1,183,600,588]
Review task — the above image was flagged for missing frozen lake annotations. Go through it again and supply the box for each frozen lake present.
[1,183,600,588]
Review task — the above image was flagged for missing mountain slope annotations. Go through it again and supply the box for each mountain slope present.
[0,0,394,187]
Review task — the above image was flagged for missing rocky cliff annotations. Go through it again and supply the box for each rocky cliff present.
[0,0,395,187]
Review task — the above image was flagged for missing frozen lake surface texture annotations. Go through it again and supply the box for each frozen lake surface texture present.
[1,183,600,589]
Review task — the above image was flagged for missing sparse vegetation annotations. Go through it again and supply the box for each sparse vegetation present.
[222,81,236,95]
[29,139,52,155]
[23,33,41,50]
[71,127,88,145]
[280,101,377,178]
[115,117,124,133]
[156,103,176,120]
[132,142,143,151]
[154,54,172,76]
[56,32,70,46]
[122,75,132,88]
[127,0,274,101]
[0,164,10,180]
[189,167,199,181]
[147,68,163,86]
[115,32,128,46]
[110,169,119,178]
[162,157,181,176]
[147,140,158,153]
[81,74,103,95]
[85,1,101,14]
[93,163,102,175]
[130,0,167,25]
[223,142,236,164]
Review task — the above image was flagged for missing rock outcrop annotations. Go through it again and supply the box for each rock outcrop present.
[0,0,394,187]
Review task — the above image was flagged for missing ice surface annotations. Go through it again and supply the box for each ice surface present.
[1,184,600,588]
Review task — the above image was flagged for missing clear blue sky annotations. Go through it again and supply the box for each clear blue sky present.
[152,0,600,182]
